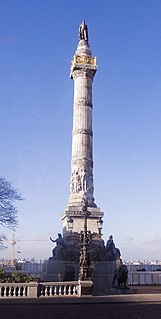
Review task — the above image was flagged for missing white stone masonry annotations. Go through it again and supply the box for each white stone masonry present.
[68,39,97,208]
[62,26,104,235]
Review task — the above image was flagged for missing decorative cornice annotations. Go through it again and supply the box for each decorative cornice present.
[64,211,104,218]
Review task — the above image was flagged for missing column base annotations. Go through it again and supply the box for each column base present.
[62,205,104,235]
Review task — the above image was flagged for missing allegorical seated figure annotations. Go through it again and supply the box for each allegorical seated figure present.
[106,235,121,261]
[89,239,106,262]
[50,233,66,260]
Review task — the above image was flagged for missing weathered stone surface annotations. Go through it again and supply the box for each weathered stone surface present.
[62,27,104,235]
[41,260,79,282]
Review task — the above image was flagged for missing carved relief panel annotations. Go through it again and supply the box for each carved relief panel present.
[70,168,94,195]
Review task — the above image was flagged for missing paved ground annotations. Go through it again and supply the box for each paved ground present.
[0,295,161,319]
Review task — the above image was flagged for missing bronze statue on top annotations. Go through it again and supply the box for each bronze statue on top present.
[78,21,88,41]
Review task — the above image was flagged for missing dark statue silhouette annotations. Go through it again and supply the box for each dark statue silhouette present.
[112,265,128,288]
[78,21,88,41]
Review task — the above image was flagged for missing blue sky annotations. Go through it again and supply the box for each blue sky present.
[0,0,161,261]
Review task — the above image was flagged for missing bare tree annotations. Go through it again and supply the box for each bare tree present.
[0,177,23,249]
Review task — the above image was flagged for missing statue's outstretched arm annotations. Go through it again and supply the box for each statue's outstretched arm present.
[50,237,56,243]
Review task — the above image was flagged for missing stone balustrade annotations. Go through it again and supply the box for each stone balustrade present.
[38,281,79,297]
[128,271,161,285]
[0,280,88,298]
[0,283,28,297]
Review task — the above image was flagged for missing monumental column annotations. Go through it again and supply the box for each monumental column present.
[62,21,104,235]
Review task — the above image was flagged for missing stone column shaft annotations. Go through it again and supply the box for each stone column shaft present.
[72,77,93,161]
[62,26,104,235]
[68,65,96,208]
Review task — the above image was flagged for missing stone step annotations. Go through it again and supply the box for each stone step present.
[130,285,161,294]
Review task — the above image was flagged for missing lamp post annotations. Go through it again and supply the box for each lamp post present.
[79,199,91,281]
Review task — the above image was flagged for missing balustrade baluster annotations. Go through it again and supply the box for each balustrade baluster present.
[45,286,48,296]
[7,286,10,297]
[15,286,18,297]
[63,285,67,295]
[17,286,20,297]
[58,285,61,296]
[54,286,57,295]
[68,285,72,295]
[21,286,24,297]
[40,286,43,297]
[49,286,53,296]
[4,286,7,297]
[73,286,77,295]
